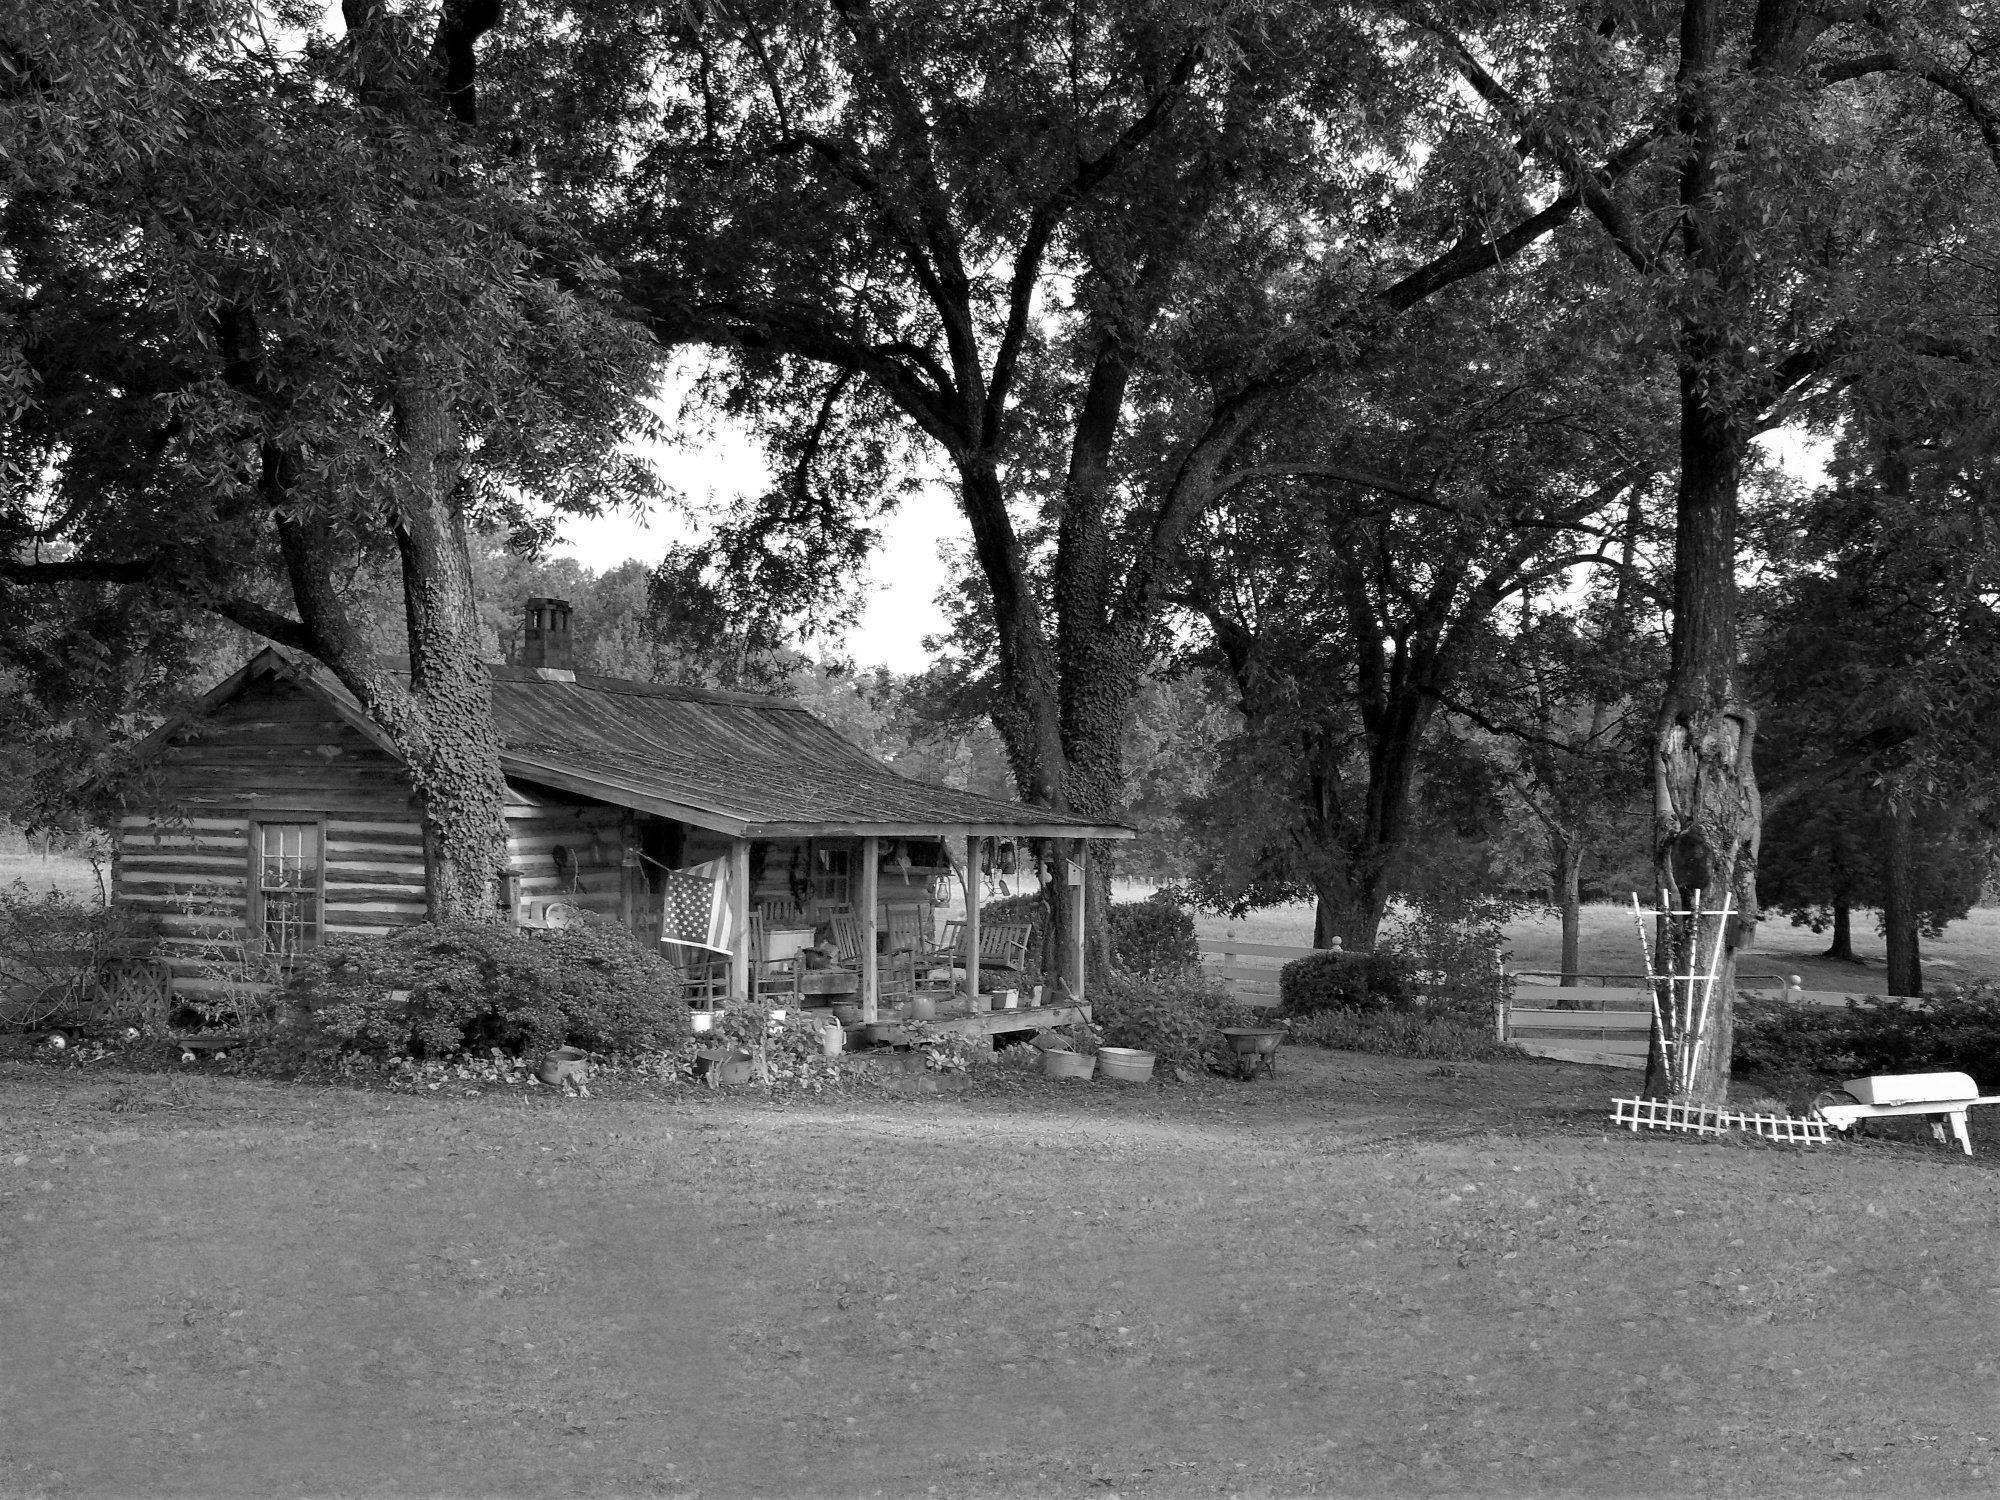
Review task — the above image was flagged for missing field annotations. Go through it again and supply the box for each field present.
[1111,881,2000,996]
[5,1044,2000,1499]
[0,847,103,904]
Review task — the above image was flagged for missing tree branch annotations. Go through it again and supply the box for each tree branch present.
[210,597,320,654]
[0,556,158,585]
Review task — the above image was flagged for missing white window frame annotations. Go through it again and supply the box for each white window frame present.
[249,819,325,957]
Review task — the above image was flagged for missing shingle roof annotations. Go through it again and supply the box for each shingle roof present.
[204,651,1131,840]
[486,665,1131,838]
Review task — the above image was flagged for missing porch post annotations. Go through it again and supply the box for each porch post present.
[1075,841,1089,1008]
[619,811,639,934]
[860,835,880,1022]
[965,834,982,1007]
[729,836,751,1003]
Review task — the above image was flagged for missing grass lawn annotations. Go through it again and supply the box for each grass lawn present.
[5,1044,2000,1498]
[0,849,103,904]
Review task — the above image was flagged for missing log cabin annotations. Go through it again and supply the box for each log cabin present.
[109,600,1131,1036]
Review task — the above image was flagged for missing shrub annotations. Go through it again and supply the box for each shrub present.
[1287,1006,1517,1062]
[1091,968,1262,1076]
[1378,894,1515,1020]
[1107,890,1201,976]
[1279,948,1412,1015]
[284,918,692,1058]
[1733,985,2000,1082]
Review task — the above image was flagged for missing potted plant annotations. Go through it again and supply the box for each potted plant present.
[1038,1018,1099,1081]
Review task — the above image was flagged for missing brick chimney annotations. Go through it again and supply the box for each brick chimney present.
[521,597,575,677]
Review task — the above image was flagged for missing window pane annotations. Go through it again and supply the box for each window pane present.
[258,823,321,954]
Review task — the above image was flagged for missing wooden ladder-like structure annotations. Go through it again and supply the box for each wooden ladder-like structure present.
[1630,887,1733,1094]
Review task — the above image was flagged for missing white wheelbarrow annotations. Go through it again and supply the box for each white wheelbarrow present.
[1810,1073,2000,1156]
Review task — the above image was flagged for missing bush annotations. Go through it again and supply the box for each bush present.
[1107,890,1201,976]
[1279,948,1412,1015]
[1733,985,2000,1082]
[1378,895,1515,1021]
[1287,1006,1517,1062]
[284,918,692,1059]
[1091,968,1262,1076]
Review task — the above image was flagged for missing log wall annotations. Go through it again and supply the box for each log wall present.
[113,674,428,999]
[504,782,632,928]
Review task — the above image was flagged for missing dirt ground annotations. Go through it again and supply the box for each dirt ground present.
[5,1042,2000,1500]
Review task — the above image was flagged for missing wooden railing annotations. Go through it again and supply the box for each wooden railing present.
[1197,938,1313,1009]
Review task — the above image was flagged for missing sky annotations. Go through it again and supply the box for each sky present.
[546,389,960,676]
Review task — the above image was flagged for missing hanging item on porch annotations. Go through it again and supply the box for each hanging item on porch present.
[661,857,735,955]
[788,844,810,906]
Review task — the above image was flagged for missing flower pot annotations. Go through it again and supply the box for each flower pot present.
[1096,1046,1156,1083]
[1042,1049,1096,1081]
[536,1046,589,1087]
[909,994,937,1021]
[832,1002,862,1027]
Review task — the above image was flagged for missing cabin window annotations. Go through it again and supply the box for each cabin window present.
[810,843,851,910]
[253,821,322,955]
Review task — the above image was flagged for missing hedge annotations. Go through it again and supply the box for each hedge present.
[1278,947,1413,1015]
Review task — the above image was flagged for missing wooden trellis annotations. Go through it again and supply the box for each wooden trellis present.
[1610,1096,1833,1143]
[1630,888,1734,1094]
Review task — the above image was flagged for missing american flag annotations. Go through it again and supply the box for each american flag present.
[661,857,733,954]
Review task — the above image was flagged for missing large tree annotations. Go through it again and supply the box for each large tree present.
[0,0,658,912]
[1420,0,2000,1098]
[509,0,1662,980]
[1752,388,2000,994]
[1169,271,1670,950]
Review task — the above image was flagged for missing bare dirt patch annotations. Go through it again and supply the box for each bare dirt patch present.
[4,1046,2000,1499]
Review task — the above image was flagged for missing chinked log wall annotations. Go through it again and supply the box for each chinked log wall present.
[503,784,629,925]
[113,676,430,999]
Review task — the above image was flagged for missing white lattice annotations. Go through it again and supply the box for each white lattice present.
[1630,888,1736,1093]
[1610,1096,1833,1144]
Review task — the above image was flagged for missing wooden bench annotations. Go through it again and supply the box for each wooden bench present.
[936,920,1033,976]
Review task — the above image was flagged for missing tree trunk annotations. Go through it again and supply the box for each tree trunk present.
[1825,898,1855,963]
[1640,0,1761,1106]
[1641,426,1757,1103]
[1882,800,1922,996]
[1552,834,1586,991]
[1309,873,1391,953]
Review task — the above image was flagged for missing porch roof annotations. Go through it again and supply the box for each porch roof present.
[171,650,1132,842]
[487,666,1133,840]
